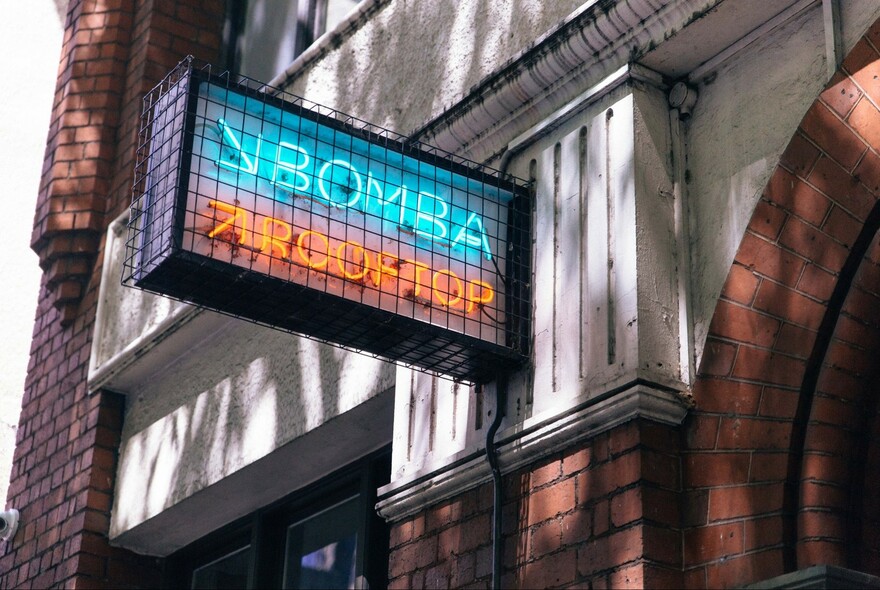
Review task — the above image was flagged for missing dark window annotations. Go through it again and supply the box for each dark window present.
[283,495,359,588]
[222,0,361,82]
[168,449,391,590]
[192,545,252,589]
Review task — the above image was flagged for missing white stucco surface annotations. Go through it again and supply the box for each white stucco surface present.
[107,289,395,551]
[517,86,682,413]
[281,0,589,133]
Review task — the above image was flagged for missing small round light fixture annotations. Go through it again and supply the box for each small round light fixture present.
[668,82,698,120]
[0,509,20,543]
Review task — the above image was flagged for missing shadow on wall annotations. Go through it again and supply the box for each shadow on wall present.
[113,316,394,534]
[286,0,569,135]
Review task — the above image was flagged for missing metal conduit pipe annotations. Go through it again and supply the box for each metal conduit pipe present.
[484,375,508,590]
[484,140,532,590]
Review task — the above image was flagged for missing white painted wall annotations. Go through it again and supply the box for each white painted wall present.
[389,79,687,489]
[280,0,589,133]
[687,3,827,366]
[96,212,395,552]
[0,1,65,507]
[109,315,395,553]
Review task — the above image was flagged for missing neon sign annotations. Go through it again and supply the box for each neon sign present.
[126,63,530,382]
[214,119,496,260]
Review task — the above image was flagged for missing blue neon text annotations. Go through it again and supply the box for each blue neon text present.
[213,119,496,260]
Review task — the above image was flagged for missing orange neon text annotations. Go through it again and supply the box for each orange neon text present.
[204,201,495,315]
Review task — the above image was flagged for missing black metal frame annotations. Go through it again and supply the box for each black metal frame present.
[164,448,391,589]
[126,58,531,383]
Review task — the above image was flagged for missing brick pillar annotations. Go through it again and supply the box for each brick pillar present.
[387,420,683,589]
[31,0,134,325]
[31,0,225,325]
[0,294,163,587]
[4,1,225,587]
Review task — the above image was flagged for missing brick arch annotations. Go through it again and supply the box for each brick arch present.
[683,18,880,587]
[853,378,880,571]
[796,208,880,569]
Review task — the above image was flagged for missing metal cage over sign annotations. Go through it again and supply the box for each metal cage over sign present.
[124,58,531,383]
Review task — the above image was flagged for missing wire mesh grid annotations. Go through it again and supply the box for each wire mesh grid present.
[124,57,531,383]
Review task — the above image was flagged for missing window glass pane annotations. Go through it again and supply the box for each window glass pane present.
[326,0,360,33]
[191,545,251,589]
[283,495,360,589]
[232,0,362,82]
[237,0,302,82]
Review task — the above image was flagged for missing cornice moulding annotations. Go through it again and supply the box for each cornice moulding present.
[413,0,720,161]
[376,381,689,522]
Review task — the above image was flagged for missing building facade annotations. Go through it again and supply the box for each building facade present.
[4,0,880,587]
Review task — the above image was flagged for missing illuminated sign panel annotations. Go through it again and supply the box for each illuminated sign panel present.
[126,63,530,382]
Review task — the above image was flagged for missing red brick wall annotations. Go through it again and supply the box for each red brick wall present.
[387,420,683,589]
[30,0,135,325]
[855,389,880,572]
[796,230,880,568]
[2,1,224,587]
[682,17,880,588]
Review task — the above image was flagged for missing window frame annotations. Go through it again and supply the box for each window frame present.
[221,0,358,81]
[165,447,391,589]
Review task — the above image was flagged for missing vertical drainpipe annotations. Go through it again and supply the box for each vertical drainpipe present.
[484,143,529,589]
[483,375,508,590]
[667,81,697,386]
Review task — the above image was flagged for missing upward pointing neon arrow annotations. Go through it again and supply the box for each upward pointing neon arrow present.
[216,119,261,175]
[207,200,248,244]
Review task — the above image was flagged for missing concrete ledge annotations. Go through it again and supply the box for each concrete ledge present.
[88,211,211,395]
[745,565,880,589]
[110,387,394,556]
[414,0,716,160]
[376,381,689,522]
